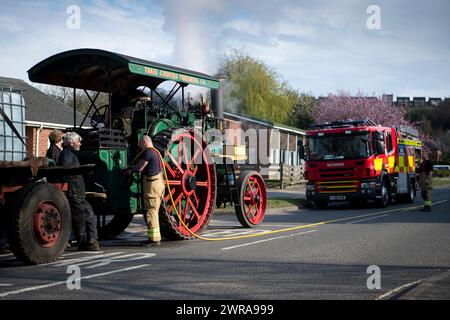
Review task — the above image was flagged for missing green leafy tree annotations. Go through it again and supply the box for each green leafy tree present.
[218,50,294,125]
[287,90,317,129]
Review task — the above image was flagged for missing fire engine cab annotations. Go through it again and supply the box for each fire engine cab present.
[304,119,422,209]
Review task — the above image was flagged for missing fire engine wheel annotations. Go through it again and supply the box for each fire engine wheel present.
[7,182,71,265]
[153,128,216,240]
[97,214,134,240]
[376,179,390,208]
[235,171,267,228]
[399,179,416,204]
[314,201,328,209]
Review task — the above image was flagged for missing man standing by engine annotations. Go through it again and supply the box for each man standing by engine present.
[419,152,434,212]
[59,132,100,251]
[125,135,165,247]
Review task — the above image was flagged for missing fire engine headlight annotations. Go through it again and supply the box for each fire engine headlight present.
[306,184,315,191]
[361,182,377,189]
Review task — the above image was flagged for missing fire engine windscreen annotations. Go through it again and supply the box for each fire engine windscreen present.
[307,132,371,161]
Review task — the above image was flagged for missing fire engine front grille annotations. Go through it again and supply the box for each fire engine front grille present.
[319,168,354,172]
[320,173,354,178]
[316,180,359,193]
[319,168,355,178]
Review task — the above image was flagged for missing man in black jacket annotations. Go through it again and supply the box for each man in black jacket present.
[46,130,63,164]
[59,132,99,251]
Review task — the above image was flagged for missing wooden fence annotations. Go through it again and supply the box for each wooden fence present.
[237,164,306,189]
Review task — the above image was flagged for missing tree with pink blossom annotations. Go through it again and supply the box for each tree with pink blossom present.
[313,91,435,150]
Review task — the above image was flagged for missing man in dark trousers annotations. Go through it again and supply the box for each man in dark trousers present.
[419,152,434,212]
[59,132,99,251]
[125,135,165,247]
[46,130,63,164]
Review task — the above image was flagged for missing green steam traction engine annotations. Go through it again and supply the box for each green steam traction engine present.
[28,49,267,243]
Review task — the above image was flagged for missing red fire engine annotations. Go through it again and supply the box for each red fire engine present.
[304,119,422,208]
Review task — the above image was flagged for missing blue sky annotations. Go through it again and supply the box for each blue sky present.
[1,0,449,98]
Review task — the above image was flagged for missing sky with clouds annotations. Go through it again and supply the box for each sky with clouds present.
[0,0,449,98]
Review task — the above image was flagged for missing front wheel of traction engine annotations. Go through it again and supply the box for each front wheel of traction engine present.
[7,182,71,265]
[153,128,217,240]
[235,171,267,228]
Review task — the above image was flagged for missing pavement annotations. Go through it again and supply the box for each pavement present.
[0,185,449,300]
[267,185,306,200]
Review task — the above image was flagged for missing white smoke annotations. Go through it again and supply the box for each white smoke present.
[160,0,226,98]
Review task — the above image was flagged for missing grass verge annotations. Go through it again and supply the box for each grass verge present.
[433,177,450,188]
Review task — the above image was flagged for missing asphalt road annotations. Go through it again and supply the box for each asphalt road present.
[1,187,449,300]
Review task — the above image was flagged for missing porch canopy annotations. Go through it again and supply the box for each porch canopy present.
[28,48,220,92]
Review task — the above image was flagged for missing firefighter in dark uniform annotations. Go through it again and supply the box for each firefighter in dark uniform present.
[59,132,100,251]
[419,152,434,212]
[125,135,165,247]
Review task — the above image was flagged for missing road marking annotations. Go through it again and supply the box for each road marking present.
[49,252,125,267]
[0,264,150,298]
[399,200,448,213]
[376,279,423,300]
[83,253,156,269]
[203,229,270,238]
[398,269,450,299]
[346,214,389,224]
[216,199,449,244]
[0,284,13,287]
[221,230,317,251]
[61,251,105,257]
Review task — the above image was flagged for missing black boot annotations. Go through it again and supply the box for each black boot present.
[140,240,161,247]
[79,239,100,251]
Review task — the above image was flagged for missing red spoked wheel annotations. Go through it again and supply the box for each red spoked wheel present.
[32,201,63,247]
[235,171,267,228]
[153,128,216,240]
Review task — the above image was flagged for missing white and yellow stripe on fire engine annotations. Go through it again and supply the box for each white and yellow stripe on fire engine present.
[397,139,422,147]
[394,138,421,173]
[374,156,396,174]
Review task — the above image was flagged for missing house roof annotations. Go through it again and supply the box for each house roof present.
[0,76,88,127]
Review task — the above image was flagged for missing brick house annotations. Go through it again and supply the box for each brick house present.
[0,76,88,157]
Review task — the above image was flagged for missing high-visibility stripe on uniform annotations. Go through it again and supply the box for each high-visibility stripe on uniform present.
[147,228,161,241]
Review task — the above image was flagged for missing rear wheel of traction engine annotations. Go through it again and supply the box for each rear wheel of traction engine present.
[97,214,134,240]
[87,194,134,240]
[235,171,267,228]
[153,128,216,240]
[7,182,71,265]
